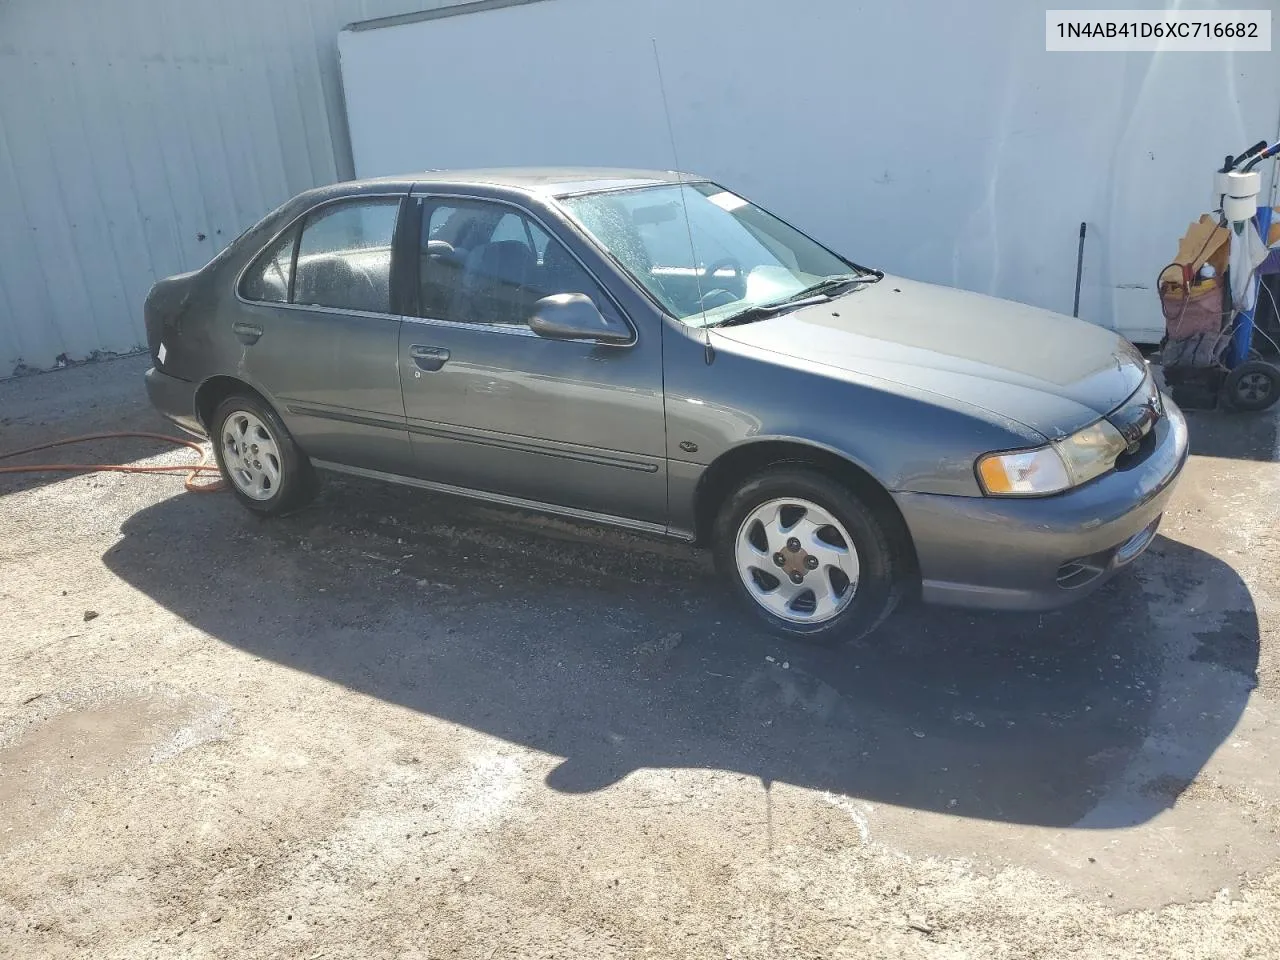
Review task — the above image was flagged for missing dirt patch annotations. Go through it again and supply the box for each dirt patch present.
[0,687,229,858]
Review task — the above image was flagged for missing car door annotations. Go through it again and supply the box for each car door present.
[234,194,412,475]
[399,194,667,527]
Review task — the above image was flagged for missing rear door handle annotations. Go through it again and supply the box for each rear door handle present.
[409,344,450,372]
[233,321,263,345]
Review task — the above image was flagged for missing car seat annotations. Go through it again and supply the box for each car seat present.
[453,240,537,325]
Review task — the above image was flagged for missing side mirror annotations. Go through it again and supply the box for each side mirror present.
[528,294,632,344]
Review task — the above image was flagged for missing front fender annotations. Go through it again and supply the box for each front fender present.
[663,324,1040,497]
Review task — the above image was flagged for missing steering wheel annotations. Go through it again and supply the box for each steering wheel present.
[698,257,745,308]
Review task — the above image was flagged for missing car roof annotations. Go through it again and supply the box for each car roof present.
[360,167,706,198]
[225,168,711,268]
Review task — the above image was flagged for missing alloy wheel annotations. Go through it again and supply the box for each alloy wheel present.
[734,497,860,624]
[221,410,282,501]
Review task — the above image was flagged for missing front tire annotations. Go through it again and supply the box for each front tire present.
[712,468,905,644]
[211,394,315,516]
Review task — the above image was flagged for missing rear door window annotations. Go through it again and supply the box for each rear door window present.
[291,199,401,314]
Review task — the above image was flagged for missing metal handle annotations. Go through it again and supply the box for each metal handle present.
[1227,140,1270,172]
[409,344,450,372]
[1242,141,1280,173]
[232,321,263,345]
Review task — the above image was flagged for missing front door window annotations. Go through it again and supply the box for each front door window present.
[416,200,615,329]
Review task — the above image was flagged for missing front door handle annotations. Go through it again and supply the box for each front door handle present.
[232,321,263,345]
[409,344,450,372]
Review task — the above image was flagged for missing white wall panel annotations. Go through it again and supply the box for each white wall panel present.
[339,0,1280,344]
[0,0,465,376]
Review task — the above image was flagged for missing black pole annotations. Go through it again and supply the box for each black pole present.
[1073,222,1087,318]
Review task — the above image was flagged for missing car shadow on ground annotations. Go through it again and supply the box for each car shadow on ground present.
[102,475,1259,829]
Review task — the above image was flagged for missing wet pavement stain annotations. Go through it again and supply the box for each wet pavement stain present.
[0,693,223,856]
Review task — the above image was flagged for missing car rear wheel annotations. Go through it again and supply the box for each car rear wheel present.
[712,468,905,644]
[211,394,315,516]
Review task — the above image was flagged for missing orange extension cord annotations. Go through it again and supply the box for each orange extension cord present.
[0,432,225,492]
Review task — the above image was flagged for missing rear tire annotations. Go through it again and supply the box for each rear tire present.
[211,393,315,516]
[712,468,905,645]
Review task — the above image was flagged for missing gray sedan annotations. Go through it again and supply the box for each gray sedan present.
[143,168,1188,643]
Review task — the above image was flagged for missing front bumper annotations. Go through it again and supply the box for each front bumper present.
[894,396,1189,612]
[144,367,204,437]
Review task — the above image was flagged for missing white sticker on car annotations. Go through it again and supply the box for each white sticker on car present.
[707,191,748,212]
[157,342,167,365]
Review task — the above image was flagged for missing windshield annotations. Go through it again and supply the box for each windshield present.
[559,182,867,327]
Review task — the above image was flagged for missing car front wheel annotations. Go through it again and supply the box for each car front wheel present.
[211,394,315,516]
[713,468,905,644]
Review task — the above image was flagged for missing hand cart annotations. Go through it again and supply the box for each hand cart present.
[1159,139,1280,412]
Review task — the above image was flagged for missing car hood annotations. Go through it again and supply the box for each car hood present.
[710,276,1147,439]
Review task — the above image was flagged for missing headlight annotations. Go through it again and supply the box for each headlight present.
[1055,419,1131,485]
[977,419,1129,496]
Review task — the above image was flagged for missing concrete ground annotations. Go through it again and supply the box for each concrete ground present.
[2,354,1279,959]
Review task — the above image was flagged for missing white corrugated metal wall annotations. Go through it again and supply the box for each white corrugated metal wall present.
[0,0,469,376]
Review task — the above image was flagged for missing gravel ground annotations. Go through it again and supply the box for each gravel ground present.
[2,355,1279,958]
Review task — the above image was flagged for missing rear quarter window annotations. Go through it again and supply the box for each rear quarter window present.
[238,228,297,303]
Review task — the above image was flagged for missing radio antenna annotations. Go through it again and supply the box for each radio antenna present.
[651,38,714,363]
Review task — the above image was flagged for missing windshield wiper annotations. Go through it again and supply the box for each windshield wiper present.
[710,294,831,328]
[709,271,883,328]
[781,271,883,303]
